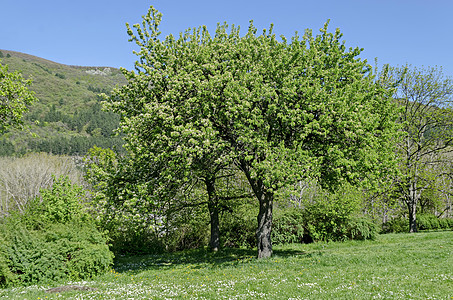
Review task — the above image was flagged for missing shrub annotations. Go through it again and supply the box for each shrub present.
[0,218,113,286]
[25,175,90,227]
[301,185,369,242]
[170,218,209,252]
[55,73,66,79]
[346,216,378,240]
[272,207,306,245]
[381,216,408,233]
[0,233,15,286]
[418,214,453,231]
[220,203,256,249]
[382,214,453,233]
[44,222,113,280]
[0,176,113,287]
[105,218,165,255]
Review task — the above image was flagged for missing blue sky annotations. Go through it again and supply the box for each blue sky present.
[1,0,452,77]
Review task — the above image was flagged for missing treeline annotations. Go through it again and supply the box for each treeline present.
[27,135,123,155]
[36,102,120,138]
[0,102,123,156]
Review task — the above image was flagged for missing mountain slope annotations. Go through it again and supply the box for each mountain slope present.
[0,49,127,155]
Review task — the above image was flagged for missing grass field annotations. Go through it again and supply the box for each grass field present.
[1,231,452,299]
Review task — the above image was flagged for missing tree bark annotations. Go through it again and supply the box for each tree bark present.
[205,177,220,251]
[256,190,273,258]
[406,180,419,233]
[256,192,274,258]
[407,200,418,233]
[208,200,220,251]
[238,160,274,259]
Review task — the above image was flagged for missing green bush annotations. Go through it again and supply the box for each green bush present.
[418,214,453,231]
[346,216,378,240]
[0,175,113,287]
[106,220,165,255]
[43,221,113,280]
[0,219,113,286]
[381,216,408,233]
[24,176,90,227]
[301,184,375,242]
[0,221,67,286]
[0,233,15,286]
[220,203,256,249]
[272,207,306,245]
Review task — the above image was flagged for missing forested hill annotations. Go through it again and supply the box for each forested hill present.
[0,49,127,156]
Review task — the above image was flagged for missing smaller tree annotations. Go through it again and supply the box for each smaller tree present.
[388,65,453,232]
[0,61,37,132]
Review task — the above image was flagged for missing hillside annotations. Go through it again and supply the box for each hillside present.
[0,50,127,155]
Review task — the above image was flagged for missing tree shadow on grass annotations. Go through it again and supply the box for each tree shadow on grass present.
[113,247,315,274]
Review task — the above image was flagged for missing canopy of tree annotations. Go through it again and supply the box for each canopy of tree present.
[0,60,37,132]
[106,6,400,258]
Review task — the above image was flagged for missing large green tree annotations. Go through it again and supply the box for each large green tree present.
[108,6,399,258]
[0,61,36,132]
[387,65,453,232]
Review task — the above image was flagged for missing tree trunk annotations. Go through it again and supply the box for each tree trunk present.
[256,191,273,259]
[205,177,220,252]
[208,200,220,251]
[238,160,274,259]
[407,201,418,233]
[406,180,419,233]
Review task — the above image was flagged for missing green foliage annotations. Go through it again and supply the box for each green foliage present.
[0,50,126,156]
[383,65,453,232]
[25,176,88,226]
[272,207,306,245]
[106,5,400,258]
[417,214,453,231]
[0,140,14,156]
[346,216,378,240]
[220,203,257,249]
[43,222,113,280]
[381,216,409,233]
[0,233,15,286]
[106,222,165,255]
[84,147,160,254]
[0,60,37,132]
[55,72,66,79]
[167,208,210,252]
[0,218,113,286]
[383,214,453,233]
[301,184,377,242]
[0,176,113,287]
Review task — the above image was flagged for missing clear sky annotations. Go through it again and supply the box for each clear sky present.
[1,0,452,77]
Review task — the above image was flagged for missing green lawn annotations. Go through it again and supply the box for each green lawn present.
[1,231,452,299]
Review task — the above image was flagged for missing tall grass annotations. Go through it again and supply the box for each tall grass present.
[1,231,452,299]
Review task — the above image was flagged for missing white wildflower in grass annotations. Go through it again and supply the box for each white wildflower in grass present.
[0,232,451,299]
[297,282,318,288]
